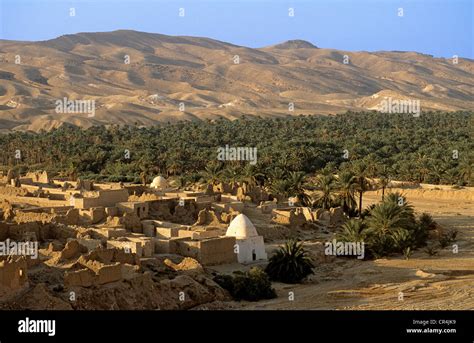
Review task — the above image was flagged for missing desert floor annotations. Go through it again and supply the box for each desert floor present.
[221,186,474,310]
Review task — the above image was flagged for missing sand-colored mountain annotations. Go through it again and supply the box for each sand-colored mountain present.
[0,30,472,132]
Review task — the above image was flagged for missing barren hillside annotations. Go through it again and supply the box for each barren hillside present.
[0,30,473,132]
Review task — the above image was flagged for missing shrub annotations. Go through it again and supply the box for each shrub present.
[213,267,276,301]
[213,274,234,293]
[425,245,439,256]
[410,223,429,248]
[418,213,436,231]
[265,239,314,283]
[439,229,458,248]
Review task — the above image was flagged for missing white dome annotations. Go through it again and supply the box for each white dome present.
[226,214,258,238]
[150,176,168,189]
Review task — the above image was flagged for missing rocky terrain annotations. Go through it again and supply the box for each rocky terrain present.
[0,30,473,132]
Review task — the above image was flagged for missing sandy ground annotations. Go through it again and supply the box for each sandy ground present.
[228,186,474,310]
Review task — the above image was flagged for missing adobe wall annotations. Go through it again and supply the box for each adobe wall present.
[177,229,221,240]
[199,236,237,265]
[6,221,53,241]
[117,202,149,219]
[171,239,201,261]
[92,227,127,240]
[79,207,106,224]
[271,208,307,227]
[25,171,50,184]
[127,237,154,257]
[13,208,80,226]
[74,189,128,209]
[64,268,95,287]
[12,211,55,224]
[147,199,200,224]
[77,238,102,251]
[81,260,122,285]
[11,224,69,244]
[213,201,244,213]
[155,227,181,239]
[154,238,171,254]
[64,261,122,287]
[0,222,9,240]
[0,186,29,197]
[124,185,149,196]
[96,263,122,284]
[79,247,140,266]
[106,237,154,258]
[107,240,142,256]
[147,198,174,216]
[0,256,28,296]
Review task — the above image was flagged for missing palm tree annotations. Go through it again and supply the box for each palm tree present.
[140,171,148,186]
[376,164,391,201]
[175,175,191,189]
[336,171,357,215]
[166,160,183,177]
[443,169,460,185]
[201,162,223,186]
[366,201,414,237]
[267,167,286,185]
[240,164,263,189]
[384,193,416,223]
[365,156,379,178]
[287,171,311,206]
[429,163,445,184]
[415,152,430,183]
[365,193,418,256]
[337,219,368,242]
[222,165,241,184]
[352,162,370,216]
[312,173,336,209]
[265,239,314,284]
[459,158,473,185]
[379,176,390,201]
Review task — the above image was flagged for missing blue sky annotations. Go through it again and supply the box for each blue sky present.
[1,0,472,58]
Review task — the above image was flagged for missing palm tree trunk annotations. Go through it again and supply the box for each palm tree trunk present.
[382,186,385,201]
[358,191,363,216]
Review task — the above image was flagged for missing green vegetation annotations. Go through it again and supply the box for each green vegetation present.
[337,193,431,258]
[265,239,314,283]
[0,111,472,188]
[439,229,458,249]
[213,267,277,301]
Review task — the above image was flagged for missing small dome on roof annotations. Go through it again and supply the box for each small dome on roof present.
[150,176,168,189]
[226,214,258,238]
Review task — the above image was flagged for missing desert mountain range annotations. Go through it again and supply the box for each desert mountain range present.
[0,30,473,132]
